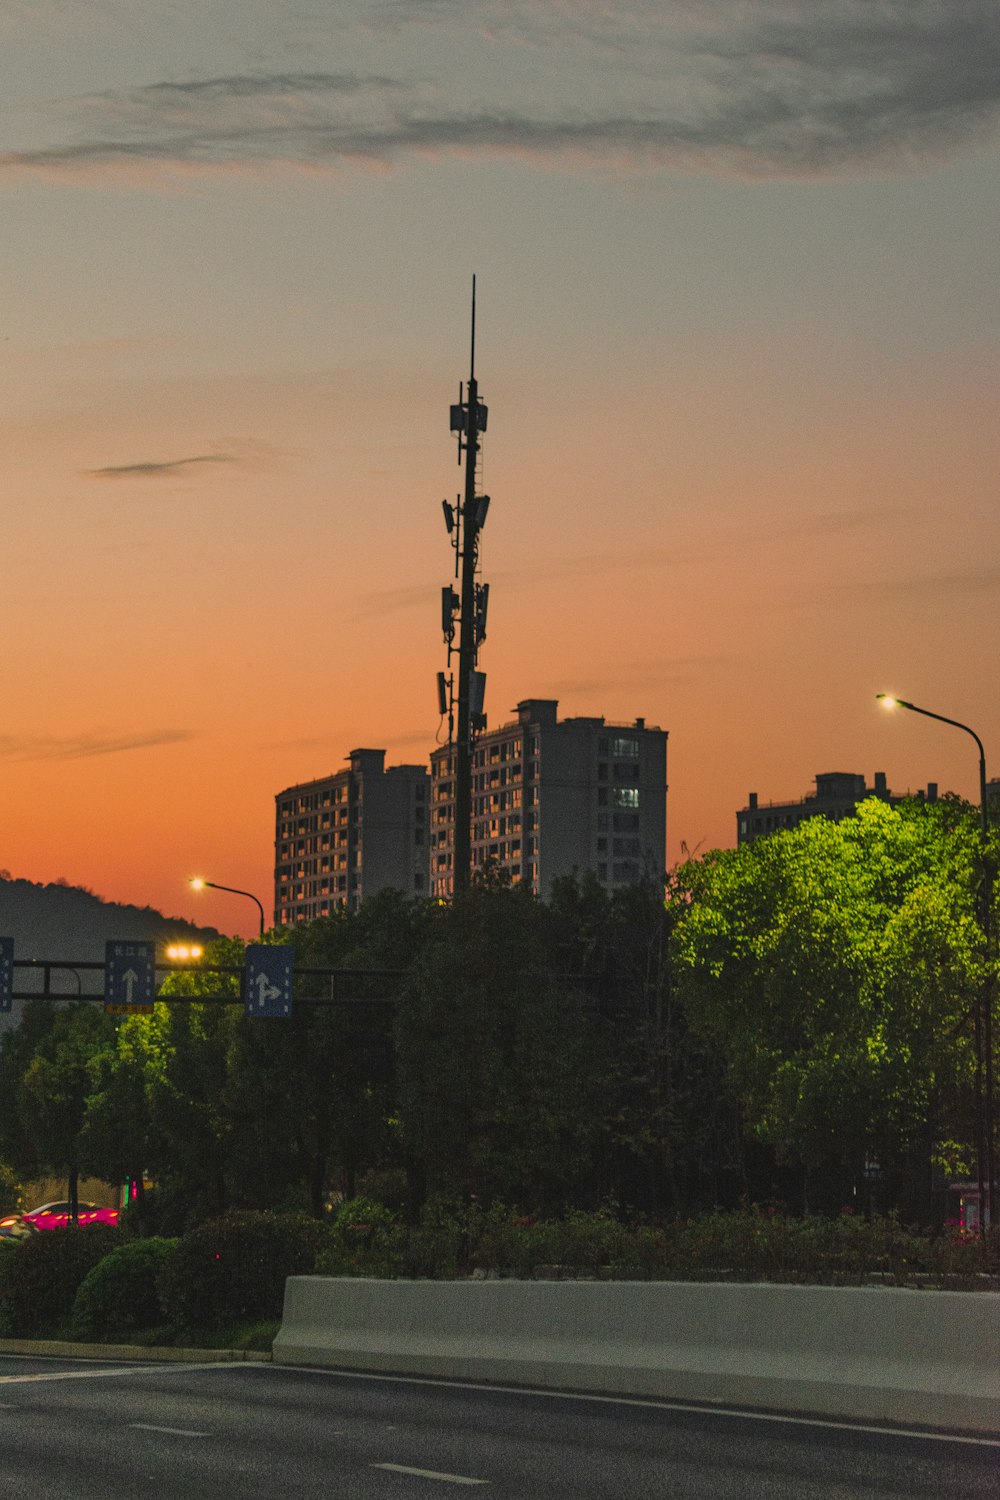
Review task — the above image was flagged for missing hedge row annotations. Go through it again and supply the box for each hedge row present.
[0,1204,995,1344]
[316,1199,1000,1285]
[0,1211,325,1341]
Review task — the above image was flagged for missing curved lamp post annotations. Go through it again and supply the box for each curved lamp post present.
[877,694,995,1228]
[190,877,265,938]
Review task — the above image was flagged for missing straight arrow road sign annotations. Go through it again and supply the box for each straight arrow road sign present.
[105,940,155,1013]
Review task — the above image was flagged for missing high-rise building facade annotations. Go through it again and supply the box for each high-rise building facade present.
[736,770,941,846]
[429,699,668,899]
[274,750,429,924]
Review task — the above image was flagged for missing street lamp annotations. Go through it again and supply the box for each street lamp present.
[166,943,203,962]
[190,877,266,938]
[877,693,995,1228]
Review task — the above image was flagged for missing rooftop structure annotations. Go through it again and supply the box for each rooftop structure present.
[736,770,941,846]
[430,698,668,899]
[274,750,429,923]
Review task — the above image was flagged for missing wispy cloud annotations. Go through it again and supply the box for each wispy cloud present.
[763,505,918,541]
[490,507,905,594]
[548,654,736,700]
[2,3,997,184]
[0,729,195,762]
[347,583,434,619]
[389,727,443,749]
[840,568,1000,601]
[87,453,237,478]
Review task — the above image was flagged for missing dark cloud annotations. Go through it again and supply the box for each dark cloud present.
[1,4,997,182]
[88,453,236,478]
[133,72,401,100]
[0,729,195,762]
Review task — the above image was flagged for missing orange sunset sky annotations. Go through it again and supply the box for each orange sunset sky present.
[2,1,998,937]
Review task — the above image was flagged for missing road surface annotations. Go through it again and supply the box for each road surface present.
[0,1355,995,1498]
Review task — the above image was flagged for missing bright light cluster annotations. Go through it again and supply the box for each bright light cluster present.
[166,943,203,962]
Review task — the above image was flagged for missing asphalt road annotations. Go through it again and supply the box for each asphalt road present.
[0,1356,995,1499]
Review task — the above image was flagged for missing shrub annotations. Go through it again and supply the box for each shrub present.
[402,1196,468,1279]
[156,1211,326,1333]
[0,1163,23,1218]
[0,1225,122,1338]
[469,1204,639,1279]
[71,1237,178,1342]
[314,1196,407,1279]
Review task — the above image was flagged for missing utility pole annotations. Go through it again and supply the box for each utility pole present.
[439,278,490,893]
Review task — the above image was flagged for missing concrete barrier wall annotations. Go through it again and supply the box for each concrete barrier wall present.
[272,1278,1000,1434]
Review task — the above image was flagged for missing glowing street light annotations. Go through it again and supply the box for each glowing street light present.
[166,943,203,962]
[190,877,266,938]
[877,692,995,1228]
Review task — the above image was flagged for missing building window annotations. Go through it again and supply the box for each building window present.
[613,788,640,808]
[612,737,639,758]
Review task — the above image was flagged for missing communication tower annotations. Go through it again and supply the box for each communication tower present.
[438,277,490,892]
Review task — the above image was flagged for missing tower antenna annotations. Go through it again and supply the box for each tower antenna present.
[439,276,490,893]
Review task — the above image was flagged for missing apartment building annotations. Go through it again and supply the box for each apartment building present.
[736,770,941,846]
[274,750,429,924]
[429,698,668,899]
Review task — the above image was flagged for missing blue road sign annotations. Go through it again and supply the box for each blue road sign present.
[244,945,293,1018]
[0,938,13,1014]
[105,939,155,1012]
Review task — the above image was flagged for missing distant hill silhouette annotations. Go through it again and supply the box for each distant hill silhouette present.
[0,873,220,1026]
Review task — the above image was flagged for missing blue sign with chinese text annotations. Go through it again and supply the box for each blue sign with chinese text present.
[105,939,155,1011]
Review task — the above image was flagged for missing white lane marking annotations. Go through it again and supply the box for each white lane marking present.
[131,1423,207,1438]
[373,1463,488,1485]
[282,1367,1000,1450]
[0,1361,261,1386]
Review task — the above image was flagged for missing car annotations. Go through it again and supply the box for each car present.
[21,1201,119,1231]
[0,1215,39,1241]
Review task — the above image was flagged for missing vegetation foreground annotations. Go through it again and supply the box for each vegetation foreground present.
[0,1204,996,1353]
[0,795,996,1349]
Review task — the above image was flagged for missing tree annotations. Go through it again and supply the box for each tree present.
[137,899,426,1222]
[395,882,608,1213]
[135,938,245,1226]
[546,873,740,1215]
[17,1003,115,1219]
[79,1014,164,1234]
[673,797,987,1215]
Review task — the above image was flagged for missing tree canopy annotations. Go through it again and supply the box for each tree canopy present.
[2,800,992,1230]
[673,796,990,1212]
